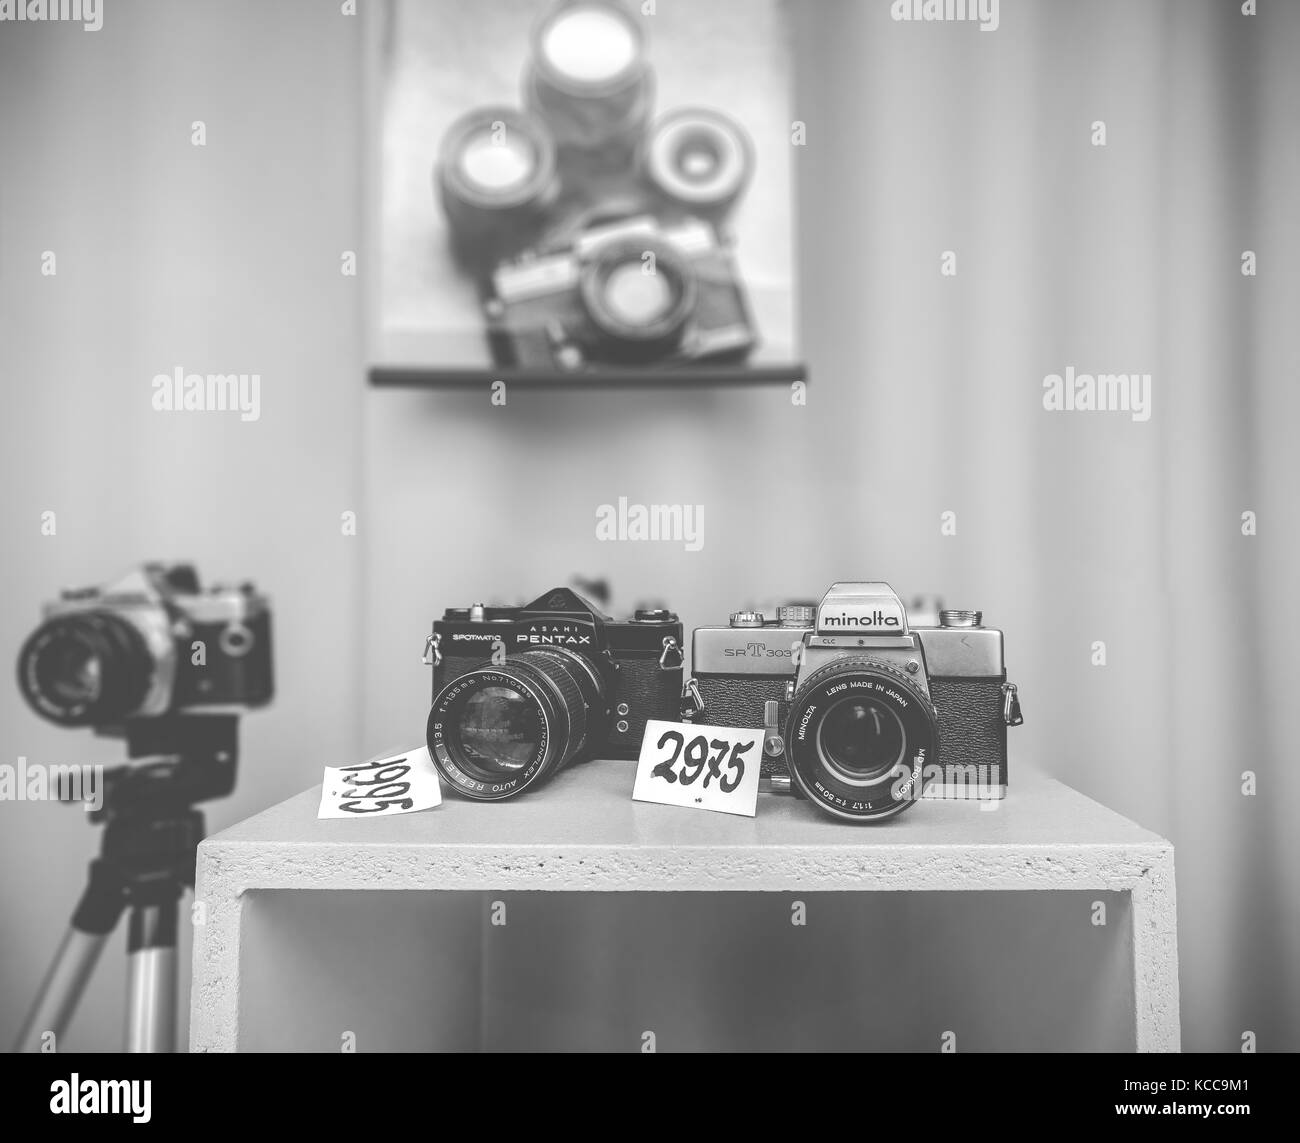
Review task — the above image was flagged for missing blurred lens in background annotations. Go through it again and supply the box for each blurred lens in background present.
[525,1,654,161]
[644,107,753,223]
[436,106,559,268]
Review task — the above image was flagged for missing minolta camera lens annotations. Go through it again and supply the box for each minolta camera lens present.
[782,655,939,822]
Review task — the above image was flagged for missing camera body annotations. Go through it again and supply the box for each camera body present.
[18,564,273,728]
[429,586,683,764]
[689,583,1022,820]
[486,214,756,370]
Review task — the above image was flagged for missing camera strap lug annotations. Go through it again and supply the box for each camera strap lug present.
[658,635,683,671]
[1001,681,1023,726]
[762,700,785,759]
[680,678,703,721]
[421,633,442,667]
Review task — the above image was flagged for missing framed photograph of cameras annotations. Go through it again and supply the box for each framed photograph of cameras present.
[364,0,804,386]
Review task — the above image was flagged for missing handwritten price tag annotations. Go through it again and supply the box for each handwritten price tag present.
[631,719,763,818]
[317,745,442,819]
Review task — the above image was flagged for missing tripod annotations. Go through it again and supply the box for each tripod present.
[13,715,238,1053]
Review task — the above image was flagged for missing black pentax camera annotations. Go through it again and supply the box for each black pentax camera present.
[425,587,683,801]
[18,564,273,729]
[687,582,1023,823]
[486,214,756,370]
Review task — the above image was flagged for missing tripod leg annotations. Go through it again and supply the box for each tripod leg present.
[13,930,111,1052]
[12,859,128,1052]
[125,898,179,1053]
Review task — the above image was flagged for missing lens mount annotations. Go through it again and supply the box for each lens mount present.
[17,611,153,727]
[784,657,938,822]
[645,108,753,213]
[579,236,696,357]
[427,647,608,801]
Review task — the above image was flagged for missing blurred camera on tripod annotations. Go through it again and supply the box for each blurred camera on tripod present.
[17,563,273,730]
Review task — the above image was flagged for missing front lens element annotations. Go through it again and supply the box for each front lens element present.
[602,262,675,326]
[456,684,542,772]
[541,5,638,87]
[817,696,906,785]
[457,133,536,194]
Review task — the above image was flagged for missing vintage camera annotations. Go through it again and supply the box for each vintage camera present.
[17,564,273,729]
[486,213,755,369]
[687,583,1023,823]
[424,587,683,801]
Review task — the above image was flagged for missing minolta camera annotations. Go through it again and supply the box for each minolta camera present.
[486,214,756,370]
[424,587,683,801]
[686,582,1023,823]
[17,564,273,729]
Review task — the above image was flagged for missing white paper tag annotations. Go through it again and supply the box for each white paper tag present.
[317,745,442,819]
[632,719,764,818]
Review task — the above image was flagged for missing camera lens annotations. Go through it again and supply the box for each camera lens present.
[579,236,696,359]
[456,685,543,773]
[818,697,906,785]
[435,107,558,265]
[427,647,609,801]
[784,658,938,822]
[17,612,152,727]
[644,108,753,220]
[524,1,653,156]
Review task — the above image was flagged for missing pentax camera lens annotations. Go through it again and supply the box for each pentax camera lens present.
[17,612,152,727]
[436,106,559,266]
[427,647,608,801]
[784,658,939,822]
[644,108,753,221]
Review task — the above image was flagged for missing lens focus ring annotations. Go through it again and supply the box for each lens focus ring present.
[520,648,589,759]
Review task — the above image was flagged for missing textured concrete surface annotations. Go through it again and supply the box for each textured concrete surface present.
[191,763,1179,1051]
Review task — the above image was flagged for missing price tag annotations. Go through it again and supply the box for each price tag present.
[317,745,442,819]
[631,719,763,818]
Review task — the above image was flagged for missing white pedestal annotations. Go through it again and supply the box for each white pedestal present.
[190,763,1179,1052]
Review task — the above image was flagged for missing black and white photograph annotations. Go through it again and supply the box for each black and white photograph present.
[0,0,1297,1122]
